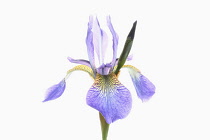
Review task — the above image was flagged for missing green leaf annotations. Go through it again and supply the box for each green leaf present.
[115,21,137,75]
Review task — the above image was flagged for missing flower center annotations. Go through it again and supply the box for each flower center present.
[96,63,113,75]
[93,73,120,96]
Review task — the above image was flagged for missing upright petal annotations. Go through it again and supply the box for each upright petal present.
[86,73,132,124]
[123,65,155,102]
[43,79,66,102]
[92,17,108,65]
[107,16,119,67]
[86,16,96,73]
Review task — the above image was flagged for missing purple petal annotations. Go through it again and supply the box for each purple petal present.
[126,66,155,102]
[86,73,132,124]
[107,16,119,67]
[67,57,91,67]
[92,17,108,65]
[86,16,96,72]
[137,75,155,101]
[126,54,133,61]
[101,30,108,60]
[43,79,66,102]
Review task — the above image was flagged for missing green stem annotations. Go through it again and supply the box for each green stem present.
[99,113,110,140]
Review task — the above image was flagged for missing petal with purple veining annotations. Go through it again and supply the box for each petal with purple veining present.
[92,17,108,65]
[123,65,155,102]
[86,73,132,124]
[107,16,119,67]
[86,16,96,72]
[43,79,66,102]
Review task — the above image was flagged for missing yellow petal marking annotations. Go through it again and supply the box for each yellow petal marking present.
[122,65,141,73]
[93,73,121,97]
[65,65,94,80]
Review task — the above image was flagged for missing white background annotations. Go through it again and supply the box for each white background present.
[1,0,210,139]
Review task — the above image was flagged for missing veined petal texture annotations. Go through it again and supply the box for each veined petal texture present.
[43,79,66,102]
[86,16,96,72]
[86,73,132,124]
[124,65,155,102]
[92,17,108,65]
[107,16,119,67]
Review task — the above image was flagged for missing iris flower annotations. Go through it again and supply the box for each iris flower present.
[43,16,155,139]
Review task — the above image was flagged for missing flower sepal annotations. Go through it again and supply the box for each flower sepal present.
[43,79,66,102]
[86,73,132,124]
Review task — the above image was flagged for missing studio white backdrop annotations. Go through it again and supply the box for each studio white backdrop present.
[0,0,210,139]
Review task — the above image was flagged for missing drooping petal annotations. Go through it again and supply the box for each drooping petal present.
[67,57,91,67]
[86,73,132,124]
[123,65,155,102]
[92,17,108,65]
[65,65,94,80]
[43,65,94,102]
[43,79,66,102]
[107,16,119,67]
[86,16,96,73]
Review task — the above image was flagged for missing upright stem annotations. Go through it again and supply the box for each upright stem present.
[99,113,110,140]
